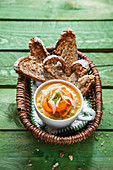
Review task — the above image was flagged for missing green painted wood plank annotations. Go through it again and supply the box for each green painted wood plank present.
[0,89,24,129]
[0,21,113,50]
[0,52,29,86]
[0,52,113,86]
[99,89,113,129]
[84,52,113,66]
[0,0,113,20]
[0,52,113,67]
[0,65,113,86]
[0,131,113,169]
[98,66,113,87]
[0,89,113,130]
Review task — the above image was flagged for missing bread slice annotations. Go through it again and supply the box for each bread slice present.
[14,56,55,82]
[43,55,68,80]
[29,37,49,63]
[68,72,78,84]
[77,75,95,96]
[54,28,78,75]
[71,59,89,77]
[68,74,95,96]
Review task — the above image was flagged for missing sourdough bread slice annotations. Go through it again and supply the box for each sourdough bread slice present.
[14,56,55,82]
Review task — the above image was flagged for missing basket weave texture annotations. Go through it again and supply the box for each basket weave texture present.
[16,48,102,145]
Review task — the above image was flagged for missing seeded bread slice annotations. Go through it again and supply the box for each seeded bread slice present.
[68,72,78,84]
[54,28,78,75]
[29,37,49,63]
[77,75,95,96]
[68,74,95,96]
[43,55,68,80]
[14,56,55,82]
[71,59,89,77]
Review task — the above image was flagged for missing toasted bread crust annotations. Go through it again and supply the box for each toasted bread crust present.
[29,37,49,63]
[54,28,78,71]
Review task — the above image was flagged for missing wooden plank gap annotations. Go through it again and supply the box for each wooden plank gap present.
[0,129,26,131]
[0,86,113,89]
[1,49,113,53]
[102,86,113,89]
[0,129,113,132]
[0,85,16,89]
[0,49,29,52]
[96,65,113,67]
[0,18,113,22]
[96,129,113,132]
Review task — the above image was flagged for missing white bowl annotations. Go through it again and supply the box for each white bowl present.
[34,79,84,128]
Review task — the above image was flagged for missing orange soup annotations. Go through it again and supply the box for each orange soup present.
[35,82,82,120]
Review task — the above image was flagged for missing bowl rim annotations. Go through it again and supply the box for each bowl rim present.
[33,79,83,123]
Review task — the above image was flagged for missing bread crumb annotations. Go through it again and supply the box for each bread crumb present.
[109,111,113,115]
[27,164,32,167]
[60,151,64,158]
[36,148,39,152]
[68,154,73,161]
[52,162,59,169]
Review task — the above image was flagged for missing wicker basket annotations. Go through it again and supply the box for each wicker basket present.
[16,47,102,145]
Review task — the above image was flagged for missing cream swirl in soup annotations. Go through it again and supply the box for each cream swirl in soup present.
[35,82,81,120]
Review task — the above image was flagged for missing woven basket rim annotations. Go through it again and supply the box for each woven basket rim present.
[16,49,103,145]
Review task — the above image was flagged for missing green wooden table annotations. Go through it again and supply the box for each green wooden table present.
[0,0,113,169]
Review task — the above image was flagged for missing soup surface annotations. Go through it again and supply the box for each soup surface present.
[35,82,82,120]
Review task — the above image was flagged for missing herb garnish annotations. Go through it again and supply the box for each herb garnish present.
[49,96,52,99]
[62,109,68,112]
[52,98,60,101]
[52,92,61,101]
[66,115,71,118]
